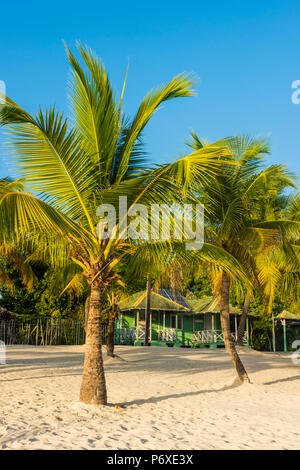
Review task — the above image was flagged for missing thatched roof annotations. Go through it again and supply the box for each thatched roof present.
[277,310,300,321]
[0,306,14,320]
[184,295,246,315]
[119,290,250,316]
[119,289,191,313]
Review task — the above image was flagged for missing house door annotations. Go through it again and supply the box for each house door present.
[151,312,158,340]
[204,313,212,330]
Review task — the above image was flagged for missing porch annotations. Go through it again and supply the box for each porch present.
[116,325,180,347]
[116,325,249,348]
[193,329,248,347]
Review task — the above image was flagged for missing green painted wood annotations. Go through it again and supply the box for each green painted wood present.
[182,315,194,347]
[151,311,159,340]
[272,314,276,352]
[117,310,237,348]
[283,319,287,353]
[136,311,139,339]
[150,340,169,347]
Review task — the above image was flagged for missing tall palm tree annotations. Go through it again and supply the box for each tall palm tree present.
[0,43,233,404]
[180,134,300,382]
[235,171,298,344]
[255,202,300,317]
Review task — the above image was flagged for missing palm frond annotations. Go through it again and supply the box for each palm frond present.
[0,184,92,248]
[0,99,96,232]
[115,73,196,182]
[65,42,121,185]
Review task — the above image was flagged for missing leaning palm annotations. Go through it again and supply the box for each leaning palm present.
[182,134,300,382]
[235,170,298,343]
[0,43,231,404]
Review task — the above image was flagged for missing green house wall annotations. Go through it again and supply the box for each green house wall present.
[118,309,235,347]
[119,310,202,346]
[121,313,134,329]
[116,306,252,348]
[181,315,194,346]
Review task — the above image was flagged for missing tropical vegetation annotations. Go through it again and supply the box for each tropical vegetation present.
[0,43,299,403]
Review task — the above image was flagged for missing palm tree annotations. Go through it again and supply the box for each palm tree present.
[235,171,298,344]
[0,43,231,404]
[255,191,300,317]
[180,134,300,382]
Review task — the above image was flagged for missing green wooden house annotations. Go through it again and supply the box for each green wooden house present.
[116,289,256,348]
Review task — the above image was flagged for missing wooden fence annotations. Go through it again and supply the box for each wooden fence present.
[0,317,88,345]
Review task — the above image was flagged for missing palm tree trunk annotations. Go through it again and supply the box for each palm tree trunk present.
[84,295,90,332]
[237,292,251,346]
[144,272,151,346]
[106,312,115,357]
[80,284,107,405]
[220,270,250,383]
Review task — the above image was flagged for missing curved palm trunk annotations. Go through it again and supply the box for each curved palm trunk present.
[237,292,251,346]
[80,284,107,405]
[106,313,115,357]
[220,271,250,383]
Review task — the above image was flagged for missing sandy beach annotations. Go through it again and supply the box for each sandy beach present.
[0,345,299,450]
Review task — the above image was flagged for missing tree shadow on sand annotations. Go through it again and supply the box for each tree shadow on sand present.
[114,380,242,408]
[264,374,300,386]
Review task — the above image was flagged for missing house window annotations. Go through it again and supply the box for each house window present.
[171,315,182,330]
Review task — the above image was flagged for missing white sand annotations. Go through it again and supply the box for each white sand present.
[0,345,299,450]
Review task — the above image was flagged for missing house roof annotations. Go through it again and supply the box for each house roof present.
[184,295,245,315]
[277,310,300,321]
[119,290,250,316]
[119,289,191,313]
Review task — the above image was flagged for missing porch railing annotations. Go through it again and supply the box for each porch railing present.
[193,329,223,344]
[118,325,153,343]
[116,327,248,346]
[193,329,248,345]
[117,327,177,343]
[158,328,176,342]
[136,325,147,341]
[118,327,136,343]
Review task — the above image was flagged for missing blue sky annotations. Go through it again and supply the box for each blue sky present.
[0,0,299,181]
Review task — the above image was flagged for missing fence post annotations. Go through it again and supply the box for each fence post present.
[0,340,6,364]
